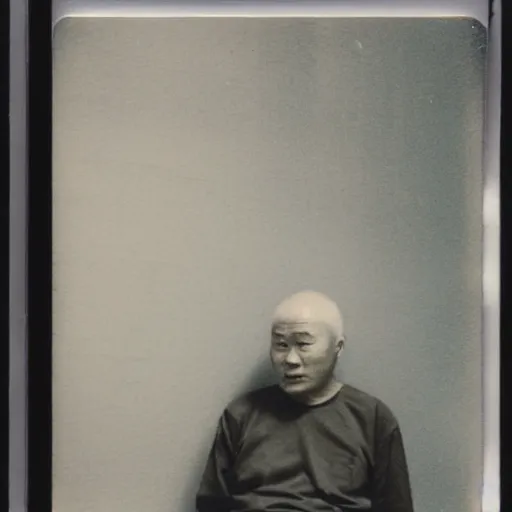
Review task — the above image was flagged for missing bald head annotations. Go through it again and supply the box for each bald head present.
[271,290,344,342]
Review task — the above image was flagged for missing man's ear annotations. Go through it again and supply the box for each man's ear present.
[335,336,345,357]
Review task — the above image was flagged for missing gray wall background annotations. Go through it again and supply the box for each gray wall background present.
[52,18,486,512]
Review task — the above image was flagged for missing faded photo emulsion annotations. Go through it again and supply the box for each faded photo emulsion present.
[52,16,486,512]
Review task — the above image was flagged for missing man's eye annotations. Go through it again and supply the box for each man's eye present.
[297,342,310,348]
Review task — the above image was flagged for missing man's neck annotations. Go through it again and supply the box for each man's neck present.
[297,379,344,406]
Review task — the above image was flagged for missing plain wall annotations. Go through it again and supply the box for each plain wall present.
[52,17,486,512]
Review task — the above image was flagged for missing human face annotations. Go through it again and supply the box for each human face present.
[270,321,341,403]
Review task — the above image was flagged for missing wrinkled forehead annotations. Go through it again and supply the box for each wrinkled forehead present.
[272,305,342,337]
[271,321,330,338]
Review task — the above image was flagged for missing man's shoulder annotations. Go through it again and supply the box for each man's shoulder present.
[223,384,281,420]
[342,384,399,428]
[341,383,382,406]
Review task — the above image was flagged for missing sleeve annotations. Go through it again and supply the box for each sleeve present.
[371,422,414,512]
[196,409,240,512]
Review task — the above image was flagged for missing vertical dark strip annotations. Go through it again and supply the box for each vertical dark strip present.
[27,0,52,511]
[1,0,10,510]
[501,0,509,511]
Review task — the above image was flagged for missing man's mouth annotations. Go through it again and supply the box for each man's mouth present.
[284,374,306,382]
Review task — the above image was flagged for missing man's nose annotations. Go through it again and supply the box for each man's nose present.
[284,348,301,366]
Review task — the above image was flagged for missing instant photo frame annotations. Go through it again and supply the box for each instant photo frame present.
[8,2,502,512]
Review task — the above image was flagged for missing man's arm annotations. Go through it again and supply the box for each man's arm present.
[196,410,239,512]
[371,415,414,512]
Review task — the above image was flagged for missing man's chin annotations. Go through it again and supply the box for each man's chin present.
[279,380,311,396]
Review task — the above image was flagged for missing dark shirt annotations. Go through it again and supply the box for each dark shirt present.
[196,384,414,512]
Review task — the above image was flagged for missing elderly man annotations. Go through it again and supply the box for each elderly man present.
[196,291,414,512]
